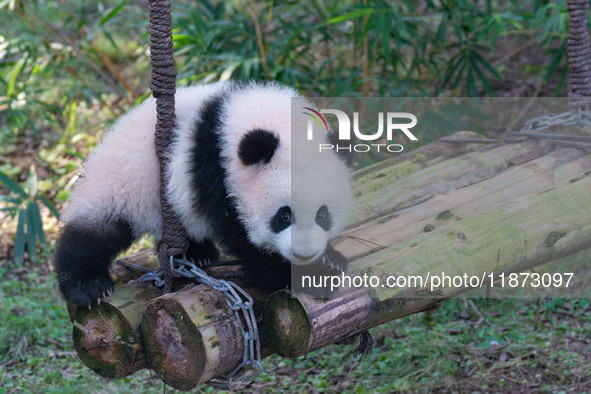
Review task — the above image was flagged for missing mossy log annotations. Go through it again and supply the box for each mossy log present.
[71,283,161,378]
[140,284,272,391]
[69,255,248,381]
[352,130,488,180]
[349,134,552,226]
[263,174,591,357]
[337,147,591,261]
[66,251,159,323]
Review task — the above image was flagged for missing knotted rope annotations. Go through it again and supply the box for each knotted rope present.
[567,0,591,105]
[148,0,188,293]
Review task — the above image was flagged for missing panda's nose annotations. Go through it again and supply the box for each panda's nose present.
[293,252,315,261]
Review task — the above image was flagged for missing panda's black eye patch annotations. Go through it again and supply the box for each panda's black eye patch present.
[271,206,291,233]
[238,129,280,166]
[315,205,332,231]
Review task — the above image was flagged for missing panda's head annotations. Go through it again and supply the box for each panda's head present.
[218,82,352,265]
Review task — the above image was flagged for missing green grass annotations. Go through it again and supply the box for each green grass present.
[1,250,589,393]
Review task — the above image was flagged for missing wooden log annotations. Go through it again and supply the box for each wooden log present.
[71,283,161,378]
[349,135,552,226]
[110,251,243,287]
[141,284,272,391]
[353,131,488,182]
[110,250,159,286]
[69,253,251,379]
[263,175,591,357]
[337,147,591,261]
[263,287,374,358]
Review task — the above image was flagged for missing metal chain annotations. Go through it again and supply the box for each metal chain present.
[518,105,591,151]
[520,106,591,132]
[135,256,263,389]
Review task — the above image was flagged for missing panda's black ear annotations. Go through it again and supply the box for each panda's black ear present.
[238,129,280,166]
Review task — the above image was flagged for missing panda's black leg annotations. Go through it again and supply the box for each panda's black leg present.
[54,218,134,307]
[186,238,220,267]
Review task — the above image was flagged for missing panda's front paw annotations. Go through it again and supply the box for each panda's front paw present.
[291,262,343,299]
[58,273,114,308]
[320,244,348,273]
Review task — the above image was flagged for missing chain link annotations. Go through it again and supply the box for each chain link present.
[135,256,263,389]
[520,106,591,132]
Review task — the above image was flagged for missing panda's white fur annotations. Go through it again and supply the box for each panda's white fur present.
[65,82,227,239]
[55,81,352,306]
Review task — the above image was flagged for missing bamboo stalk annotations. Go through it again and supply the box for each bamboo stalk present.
[250,0,268,75]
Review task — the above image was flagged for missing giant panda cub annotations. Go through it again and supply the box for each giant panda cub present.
[55,81,352,307]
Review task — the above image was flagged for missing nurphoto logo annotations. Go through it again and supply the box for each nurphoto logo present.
[304,107,419,153]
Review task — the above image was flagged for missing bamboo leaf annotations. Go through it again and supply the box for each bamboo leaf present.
[26,207,37,263]
[553,65,568,96]
[0,206,18,219]
[66,149,86,161]
[39,195,61,220]
[6,59,23,97]
[320,9,375,27]
[472,51,501,79]
[544,39,566,84]
[15,208,25,264]
[470,57,495,96]
[28,200,46,246]
[467,69,478,97]
[0,195,21,204]
[0,171,27,199]
[98,28,118,51]
[437,11,448,43]
[99,1,125,26]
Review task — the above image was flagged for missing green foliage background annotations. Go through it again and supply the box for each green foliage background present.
[0,0,589,392]
[0,0,573,253]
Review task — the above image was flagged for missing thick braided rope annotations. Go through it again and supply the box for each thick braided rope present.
[149,0,188,293]
[567,0,591,106]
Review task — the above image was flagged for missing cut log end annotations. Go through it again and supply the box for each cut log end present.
[262,290,311,358]
[141,297,205,391]
[71,284,160,379]
[141,285,255,391]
